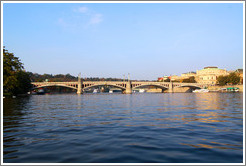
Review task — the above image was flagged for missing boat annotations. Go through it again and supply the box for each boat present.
[193,89,209,93]
[37,89,45,95]
[93,89,99,93]
[109,90,113,93]
[139,89,146,93]
[224,87,239,92]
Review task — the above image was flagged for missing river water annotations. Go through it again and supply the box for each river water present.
[3,93,244,163]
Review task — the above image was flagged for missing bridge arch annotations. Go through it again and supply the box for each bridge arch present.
[174,85,202,89]
[32,84,78,90]
[83,84,126,91]
[133,84,169,90]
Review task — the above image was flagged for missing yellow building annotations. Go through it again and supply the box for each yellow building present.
[181,72,196,79]
[196,66,228,85]
[171,75,181,81]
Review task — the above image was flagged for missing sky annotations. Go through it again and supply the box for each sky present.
[3,2,244,80]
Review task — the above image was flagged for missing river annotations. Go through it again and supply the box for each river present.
[3,93,243,163]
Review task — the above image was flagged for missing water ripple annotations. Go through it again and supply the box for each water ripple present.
[3,93,243,163]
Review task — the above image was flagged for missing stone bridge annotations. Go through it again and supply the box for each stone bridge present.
[31,78,207,94]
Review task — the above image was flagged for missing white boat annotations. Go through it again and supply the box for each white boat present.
[139,89,146,93]
[37,89,45,95]
[193,89,209,93]
[93,89,99,93]
[109,90,113,93]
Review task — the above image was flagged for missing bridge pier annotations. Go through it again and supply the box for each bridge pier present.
[77,73,82,94]
[168,82,173,93]
[124,81,132,94]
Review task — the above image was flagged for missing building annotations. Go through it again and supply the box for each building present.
[158,77,164,82]
[181,72,196,79]
[196,66,228,85]
[158,76,169,82]
[170,75,181,81]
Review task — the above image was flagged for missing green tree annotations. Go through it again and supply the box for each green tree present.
[13,71,32,94]
[182,76,196,83]
[217,75,228,86]
[228,72,240,85]
[3,48,23,93]
[188,76,196,83]
[3,48,31,95]
[217,73,240,86]
[164,78,170,82]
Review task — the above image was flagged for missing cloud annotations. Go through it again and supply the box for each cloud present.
[77,6,88,13]
[57,18,68,27]
[89,14,103,25]
[74,6,103,25]
[57,6,103,30]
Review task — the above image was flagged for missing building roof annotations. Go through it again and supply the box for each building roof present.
[182,71,196,74]
[204,66,218,69]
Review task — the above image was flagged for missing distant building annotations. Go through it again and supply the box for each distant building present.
[181,72,196,79]
[158,76,169,82]
[196,66,228,85]
[158,77,164,82]
[170,75,181,81]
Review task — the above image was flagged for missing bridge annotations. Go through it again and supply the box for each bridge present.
[31,75,207,94]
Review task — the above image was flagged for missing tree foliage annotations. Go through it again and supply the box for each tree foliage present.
[182,76,196,83]
[3,48,31,95]
[28,72,125,82]
[13,71,32,94]
[217,73,240,86]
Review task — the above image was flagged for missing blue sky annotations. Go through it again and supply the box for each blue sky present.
[3,2,243,80]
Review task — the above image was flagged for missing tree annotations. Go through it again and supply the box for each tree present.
[182,76,196,83]
[13,71,32,94]
[217,73,240,86]
[188,76,196,83]
[228,72,240,85]
[164,78,170,82]
[217,75,228,86]
[3,47,31,95]
[3,48,23,93]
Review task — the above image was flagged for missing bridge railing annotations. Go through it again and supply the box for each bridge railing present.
[31,81,208,86]
[31,82,78,84]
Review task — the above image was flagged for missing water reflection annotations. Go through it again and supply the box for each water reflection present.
[180,143,240,150]
[3,97,32,160]
[77,94,82,110]
[3,93,243,163]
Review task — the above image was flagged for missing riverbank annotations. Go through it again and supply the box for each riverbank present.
[207,85,243,92]
[145,85,244,93]
[3,93,30,98]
